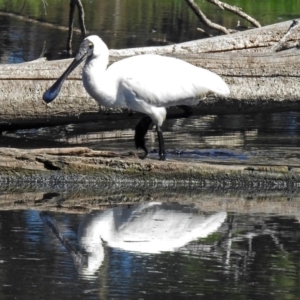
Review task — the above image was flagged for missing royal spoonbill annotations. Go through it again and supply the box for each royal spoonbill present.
[43,35,230,160]
[41,203,227,275]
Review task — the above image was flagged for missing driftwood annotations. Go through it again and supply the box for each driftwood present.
[205,0,261,29]
[184,0,261,35]
[185,0,231,34]
[0,20,300,132]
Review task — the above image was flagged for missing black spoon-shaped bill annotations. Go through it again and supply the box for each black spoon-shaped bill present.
[42,75,65,103]
[42,55,86,103]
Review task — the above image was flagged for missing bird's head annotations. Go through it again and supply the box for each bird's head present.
[43,35,108,103]
[77,35,109,61]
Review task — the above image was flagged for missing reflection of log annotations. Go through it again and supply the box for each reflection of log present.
[2,189,300,216]
[0,20,300,131]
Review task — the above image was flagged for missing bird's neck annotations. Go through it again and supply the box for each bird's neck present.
[86,53,108,73]
[82,55,117,107]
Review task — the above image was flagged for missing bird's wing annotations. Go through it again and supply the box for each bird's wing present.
[108,55,229,109]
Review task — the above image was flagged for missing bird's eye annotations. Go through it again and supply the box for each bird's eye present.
[88,43,93,49]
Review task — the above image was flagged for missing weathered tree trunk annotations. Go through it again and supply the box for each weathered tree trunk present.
[0,20,299,131]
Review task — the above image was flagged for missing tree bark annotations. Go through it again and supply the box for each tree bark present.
[0,20,299,131]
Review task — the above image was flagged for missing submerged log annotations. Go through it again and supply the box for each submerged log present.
[0,20,300,131]
[0,147,299,187]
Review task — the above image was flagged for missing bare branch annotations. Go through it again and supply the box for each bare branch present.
[196,27,213,37]
[67,0,86,55]
[67,0,76,54]
[19,0,26,14]
[76,0,86,38]
[184,0,230,35]
[41,0,48,15]
[207,0,261,28]
[271,19,300,52]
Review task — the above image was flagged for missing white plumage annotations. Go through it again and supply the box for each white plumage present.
[78,202,227,275]
[43,35,230,160]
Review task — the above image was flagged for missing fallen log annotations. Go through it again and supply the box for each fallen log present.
[0,146,299,187]
[0,20,300,131]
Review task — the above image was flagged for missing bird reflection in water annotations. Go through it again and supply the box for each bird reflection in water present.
[41,202,226,276]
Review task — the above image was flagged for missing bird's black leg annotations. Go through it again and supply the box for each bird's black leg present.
[135,115,153,158]
[156,125,166,161]
[135,105,193,159]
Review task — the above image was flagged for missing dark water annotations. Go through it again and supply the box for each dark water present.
[0,0,298,165]
[2,111,300,166]
[1,203,300,299]
[0,0,299,62]
[1,1,300,299]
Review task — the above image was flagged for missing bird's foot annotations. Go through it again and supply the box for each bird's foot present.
[136,144,148,160]
[159,155,166,161]
[159,151,166,161]
[135,115,152,160]
[139,149,149,160]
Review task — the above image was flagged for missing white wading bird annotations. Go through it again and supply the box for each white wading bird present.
[41,203,227,276]
[78,203,227,275]
[43,35,230,160]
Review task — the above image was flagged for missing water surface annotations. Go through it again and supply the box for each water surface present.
[3,111,300,166]
[1,201,300,299]
[0,0,298,166]
[0,0,299,62]
[0,2,300,299]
